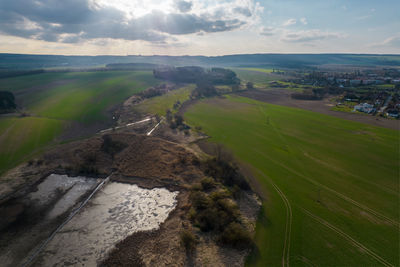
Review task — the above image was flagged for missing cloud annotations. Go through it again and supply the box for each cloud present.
[233,6,252,17]
[281,29,344,43]
[300,18,307,25]
[0,0,261,44]
[175,0,193,13]
[260,26,276,36]
[369,35,400,48]
[283,18,296,27]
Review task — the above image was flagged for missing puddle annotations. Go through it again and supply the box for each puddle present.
[29,174,101,219]
[35,182,178,266]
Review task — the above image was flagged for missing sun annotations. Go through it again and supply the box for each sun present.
[93,0,174,18]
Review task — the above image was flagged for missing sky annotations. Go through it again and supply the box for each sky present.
[0,0,399,56]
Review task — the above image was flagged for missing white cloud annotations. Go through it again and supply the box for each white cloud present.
[281,29,345,43]
[300,18,307,25]
[0,0,264,44]
[369,35,400,48]
[283,18,297,26]
[260,26,276,36]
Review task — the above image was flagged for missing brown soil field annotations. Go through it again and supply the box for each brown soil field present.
[237,89,399,130]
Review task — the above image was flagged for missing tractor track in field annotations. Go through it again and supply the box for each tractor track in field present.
[257,170,292,267]
[302,152,399,197]
[301,208,394,267]
[255,102,399,228]
[252,148,399,228]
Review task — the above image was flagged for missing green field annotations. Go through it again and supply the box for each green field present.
[184,95,399,266]
[233,69,280,86]
[0,117,64,174]
[0,71,160,174]
[241,68,275,73]
[133,84,195,116]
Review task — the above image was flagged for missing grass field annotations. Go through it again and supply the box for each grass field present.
[241,68,275,73]
[0,71,160,174]
[133,84,195,116]
[184,95,399,266]
[233,69,281,86]
[0,117,64,174]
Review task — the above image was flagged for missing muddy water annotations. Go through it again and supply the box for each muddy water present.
[34,182,178,266]
[29,174,101,219]
[0,174,101,267]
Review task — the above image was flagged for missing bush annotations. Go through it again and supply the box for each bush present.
[215,198,240,219]
[210,189,231,201]
[195,207,220,231]
[180,230,197,251]
[200,177,215,191]
[189,189,241,232]
[101,135,127,159]
[190,191,211,210]
[190,183,203,191]
[246,82,254,90]
[203,158,250,190]
[218,222,252,248]
[188,207,197,221]
[76,163,98,175]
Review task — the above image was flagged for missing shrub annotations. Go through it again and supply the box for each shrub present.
[180,230,197,252]
[195,207,220,231]
[191,157,200,166]
[76,163,98,175]
[210,189,231,201]
[216,198,240,219]
[190,183,203,191]
[188,207,197,221]
[203,158,250,190]
[84,153,97,165]
[200,177,215,191]
[190,191,211,210]
[101,135,127,159]
[218,222,252,248]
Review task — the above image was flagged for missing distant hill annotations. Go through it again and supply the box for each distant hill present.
[0,53,399,70]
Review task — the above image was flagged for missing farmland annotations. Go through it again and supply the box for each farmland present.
[184,95,399,266]
[0,70,160,174]
[133,84,195,116]
[233,69,279,87]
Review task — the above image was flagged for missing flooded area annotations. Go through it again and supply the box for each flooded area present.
[34,181,178,266]
[0,174,178,267]
[0,174,101,267]
[28,174,101,220]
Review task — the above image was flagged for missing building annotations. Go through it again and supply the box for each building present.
[354,103,375,114]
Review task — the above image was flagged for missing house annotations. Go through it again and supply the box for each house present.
[386,110,399,118]
[354,103,376,114]
[350,79,361,86]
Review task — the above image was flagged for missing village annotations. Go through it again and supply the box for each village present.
[288,68,400,119]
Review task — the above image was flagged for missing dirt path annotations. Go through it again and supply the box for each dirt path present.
[301,208,394,267]
[237,90,399,130]
[147,118,163,136]
[99,117,152,133]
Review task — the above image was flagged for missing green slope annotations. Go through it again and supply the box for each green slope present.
[0,71,160,174]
